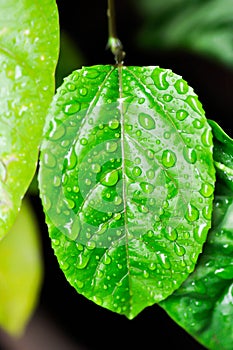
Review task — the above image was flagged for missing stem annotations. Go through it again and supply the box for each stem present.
[107,0,125,64]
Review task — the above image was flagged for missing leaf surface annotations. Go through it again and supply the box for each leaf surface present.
[0,198,43,336]
[160,123,233,350]
[0,0,59,238]
[38,65,215,319]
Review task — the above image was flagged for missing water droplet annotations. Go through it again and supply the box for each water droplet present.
[66,82,76,91]
[165,227,178,241]
[103,253,112,265]
[194,223,208,243]
[63,102,81,115]
[138,97,145,104]
[146,169,155,179]
[201,128,212,147]
[86,241,96,250]
[200,182,214,198]
[75,280,84,289]
[161,150,177,168]
[106,141,118,153]
[146,149,154,159]
[80,138,88,146]
[174,243,186,256]
[185,203,199,222]
[138,205,149,213]
[91,163,101,173]
[202,205,212,220]
[140,182,154,194]
[109,119,119,129]
[176,109,188,121]
[85,68,100,79]
[132,166,142,177]
[114,195,122,205]
[65,148,77,170]
[143,270,149,278]
[174,79,189,94]
[138,112,156,130]
[157,253,171,269]
[164,131,171,139]
[192,119,204,129]
[76,253,90,269]
[43,150,57,168]
[163,94,173,102]
[79,87,88,96]
[183,146,197,164]
[100,169,119,186]
[186,96,203,115]
[151,67,169,90]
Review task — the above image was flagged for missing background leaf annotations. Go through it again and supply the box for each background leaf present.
[39,64,215,319]
[0,198,43,336]
[134,0,233,69]
[0,0,59,239]
[160,123,233,350]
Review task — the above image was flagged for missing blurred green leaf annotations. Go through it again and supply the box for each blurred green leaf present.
[0,198,43,336]
[0,0,59,239]
[160,122,233,350]
[135,0,233,68]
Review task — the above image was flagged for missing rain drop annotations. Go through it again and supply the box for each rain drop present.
[138,112,156,130]
[161,150,177,168]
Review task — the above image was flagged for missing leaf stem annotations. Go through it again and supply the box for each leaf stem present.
[107,0,125,64]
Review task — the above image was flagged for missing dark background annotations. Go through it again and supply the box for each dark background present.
[5,1,232,349]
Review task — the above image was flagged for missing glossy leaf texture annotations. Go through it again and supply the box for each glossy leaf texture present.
[0,198,43,336]
[160,123,233,350]
[38,65,215,319]
[0,0,59,239]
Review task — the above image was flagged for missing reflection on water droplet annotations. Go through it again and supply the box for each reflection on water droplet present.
[201,128,212,147]
[103,254,112,265]
[91,163,101,173]
[185,204,199,222]
[157,253,171,269]
[138,112,155,130]
[174,243,186,256]
[100,169,119,186]
[183,146,197,164]
[109,119,119,130]
[77,253,90,269]
[106,141,118,153]
[63,102,81,115]
[194,223,208,243]
[140,182,154,194]
[165,227,178,241]
[162,150,177,168]
[79,87,88,96]
[200,182,214,198]
[176,109,188,121]
[151,67,169,90]
[174,79,189,94]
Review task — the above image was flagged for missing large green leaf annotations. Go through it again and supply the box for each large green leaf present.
[0,0,59,239]
[38,65,215,319]
[135,0,233,68]
[160,122,233,350]
[0,198,43,336]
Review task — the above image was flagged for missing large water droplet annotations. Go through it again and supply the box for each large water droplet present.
[100,169,119,186]
[140,182,154,194]
[106,141,118,153]
[138,112,156,130]
[151,67,169,90]
[174,243,186,256]
[200,182,214,198]
[63,102,81,115]
[194,223,208,243]
[185,203,199,222]
[174,79,189,94]
[176,109,188,121]
[76,253,90,269]
[201,128,212,147]
[161,150,177,168]
[183,146,197,164]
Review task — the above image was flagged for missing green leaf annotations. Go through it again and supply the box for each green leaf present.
[208,119,233,191]
[38,65,215,319]
[0,0,59,239]
[135,0,233,68]
[159,123,233,350]
[0,198,43,336]
[160,194,233,350]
